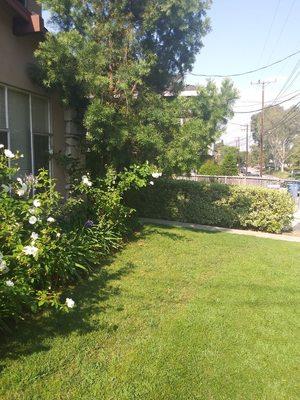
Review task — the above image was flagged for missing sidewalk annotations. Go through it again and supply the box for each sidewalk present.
[141,218,300,243]
[292,210,300,234]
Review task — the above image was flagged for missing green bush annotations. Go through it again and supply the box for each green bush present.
[127,179,295,234]
[0,147,151,330]
[198,160,222,175]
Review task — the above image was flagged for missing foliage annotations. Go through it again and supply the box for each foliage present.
[127,179,295,233]
[198,159,222,175]
[251,105,300,171]
[37,0,212,95]
[0,148,151,329]
[290,134,300,172]
[220,146,239,175]
[33,1,238,175]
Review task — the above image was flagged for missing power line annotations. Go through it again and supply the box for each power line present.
[267,102,300,132]
[266,0,297,64]
[257,0,281,66]
[233,90,300,108]
[270,60,300,104]
[189,49,300,78]
[233,92,300,114]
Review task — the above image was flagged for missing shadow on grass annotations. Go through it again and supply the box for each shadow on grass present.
[0,259,137,367]
[138,224,219,241]
[0,225,215,369]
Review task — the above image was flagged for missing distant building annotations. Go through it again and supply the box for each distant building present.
[179,84,198,97]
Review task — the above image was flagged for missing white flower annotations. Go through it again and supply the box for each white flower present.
[20,154,24,158]
[65,298,75,308]
[28,208,36,215]
[16,180,28,196]
[47,217,55,223]
[4,149,15,159]
[0,260,9,274]
[152,172,162,179]
[81,175,92,187]
[150,181,154,185]
[0,144,4,149]
[23,245,38,257]
[6,280,14,287]
[56,232,61,238]
[1,184,10,193]
[17,188,26,197]
[31,232,39,241]
[33,199,41,207]
[29,216,37,225]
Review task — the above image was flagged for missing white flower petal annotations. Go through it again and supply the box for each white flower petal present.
[4,149,15,159]
[33,199,41,208]
[23,245,38,257]
[29,216,37,225]
[152,172,162,179]
[31,232,39,241]
[65,298,75,308]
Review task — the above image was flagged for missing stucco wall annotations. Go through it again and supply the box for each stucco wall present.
[0,2,66,193]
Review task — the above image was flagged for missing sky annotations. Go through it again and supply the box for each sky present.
[43,1,300,149]
[186,0,300,148]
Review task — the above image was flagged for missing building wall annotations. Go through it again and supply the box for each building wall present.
[0,2,66,193]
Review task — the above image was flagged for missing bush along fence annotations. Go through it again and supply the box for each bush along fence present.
[0,146,153,331]
[127,178,295,234]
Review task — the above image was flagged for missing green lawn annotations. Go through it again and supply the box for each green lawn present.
[1,225,299,400]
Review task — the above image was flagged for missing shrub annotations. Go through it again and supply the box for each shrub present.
[198,160,222,175]
[0,147,151,330]
[127,179,295,234]
[221,152,238,176]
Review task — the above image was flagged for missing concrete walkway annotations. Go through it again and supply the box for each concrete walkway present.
[141,218,300,243]
[292,210,300,234]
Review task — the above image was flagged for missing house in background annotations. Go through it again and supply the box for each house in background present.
[0,0,81,193]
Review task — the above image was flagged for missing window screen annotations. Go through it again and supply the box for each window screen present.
[8,89,31,176]
[32,95,49,134]
[0,131,8,149]
[33,134,49,174]
[0,87,6,129]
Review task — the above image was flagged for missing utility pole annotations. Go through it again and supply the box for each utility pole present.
[251,80,274,177]
[245,124,249,175]
[241,124,249,175]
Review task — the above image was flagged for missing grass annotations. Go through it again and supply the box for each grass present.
[1,225,299,400]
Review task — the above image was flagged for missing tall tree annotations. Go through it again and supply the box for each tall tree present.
[251,105,300,171]
[290,135,300,171]
[33,0,237,175]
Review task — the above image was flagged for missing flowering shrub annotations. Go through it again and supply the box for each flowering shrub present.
[127,178,295,233]
[0,147,153,330]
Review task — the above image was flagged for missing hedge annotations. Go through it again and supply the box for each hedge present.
[127,179,295,233]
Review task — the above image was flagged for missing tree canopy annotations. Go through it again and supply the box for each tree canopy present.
[251,105,300,171]
[34,0,238,175]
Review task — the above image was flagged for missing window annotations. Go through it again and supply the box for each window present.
[31,95,51,175]
[0,85,52,177]
[8,89,31,175]
[0,86,8,150]
[17,0,27,7]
